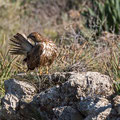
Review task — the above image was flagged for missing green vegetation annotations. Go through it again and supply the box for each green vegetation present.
[0,0,120,98]
[85,0,120,34]
[0,52,16,97]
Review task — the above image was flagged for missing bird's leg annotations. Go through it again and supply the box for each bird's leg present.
[46,66,49,74]
[39,67,42,75]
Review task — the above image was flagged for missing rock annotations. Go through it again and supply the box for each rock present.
[33,72,113,112]
[85,107,112,120]
[78,96,119,120]
[78,97,115,120]
[66,72,113,97]
[1,79,36,120]
[2,93,19,112]
[1,94,20,120]
[32,72,113,119]
[0,72,114,120]
[4,79,36,101]
[78,97,112,116]
[53,106,83,120]
[113,95,120,115]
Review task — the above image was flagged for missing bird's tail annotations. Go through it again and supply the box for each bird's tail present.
[9,33,33,55]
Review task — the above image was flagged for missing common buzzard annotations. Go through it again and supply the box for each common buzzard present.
[10,32,57,74]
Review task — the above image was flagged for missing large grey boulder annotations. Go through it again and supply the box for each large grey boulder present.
[33,72,113,109]
[113,95,120,115]
[53,106,83,120]
[1,79,36,120]
[78,97,114,120]
[78,97,112,116]
[0,72,116,120]
[4,78,36,100]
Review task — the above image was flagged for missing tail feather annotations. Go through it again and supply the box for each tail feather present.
[10,33,33,55]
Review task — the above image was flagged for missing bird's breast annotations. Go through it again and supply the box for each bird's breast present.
[41,41,57,57]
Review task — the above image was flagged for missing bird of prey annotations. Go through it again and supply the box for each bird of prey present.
[9,32,57,74]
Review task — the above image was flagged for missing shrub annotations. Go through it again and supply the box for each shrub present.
[85,0,120,34]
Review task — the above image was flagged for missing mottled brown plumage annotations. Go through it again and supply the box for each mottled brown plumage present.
[10,32,57,73]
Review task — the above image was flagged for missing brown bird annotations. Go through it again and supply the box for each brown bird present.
[10,32,57,74]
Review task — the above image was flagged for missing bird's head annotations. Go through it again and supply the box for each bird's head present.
[27,32,46,43]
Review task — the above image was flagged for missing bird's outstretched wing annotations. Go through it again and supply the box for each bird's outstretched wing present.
[10,33,33,55]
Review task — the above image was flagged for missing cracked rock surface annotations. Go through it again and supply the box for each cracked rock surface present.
[0,72,119,120]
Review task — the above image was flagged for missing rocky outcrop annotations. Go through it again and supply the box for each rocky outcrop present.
[78,97,114,120]
[53,106,83,120]
[0,72,119,120]
[1,79,36,120]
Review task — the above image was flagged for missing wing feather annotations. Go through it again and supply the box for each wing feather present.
[10,33,33,55]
